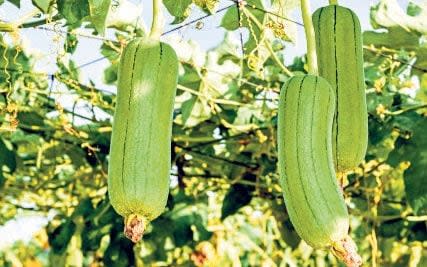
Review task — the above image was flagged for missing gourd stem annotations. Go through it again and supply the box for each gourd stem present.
[124,214,147,243]
[150,0,164,40]
[332,236,362,267]
[300,0,318,75]
[329,0,339,5]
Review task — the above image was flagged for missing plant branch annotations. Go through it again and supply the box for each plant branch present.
[300,0,318,75]
[264,41,293,77]
[329,0,338,5]
[388,104,427,115]
[177,84,245,106]
[176,144,257,168]
[188,127,269,149]
[20,14,62,28]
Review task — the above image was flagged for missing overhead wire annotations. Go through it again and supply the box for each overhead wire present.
[17,1,426,74]
[2,0,426,83]
[227,0,427,73]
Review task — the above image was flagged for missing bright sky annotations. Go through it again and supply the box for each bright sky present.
[0,0,413,249]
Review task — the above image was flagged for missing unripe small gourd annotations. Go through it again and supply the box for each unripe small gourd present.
[277,75,361,267]
[312,5,368,173]
[108,37,178,242]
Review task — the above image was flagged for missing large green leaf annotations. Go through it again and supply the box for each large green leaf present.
[387,114,427,215]
[48,219,77,254]
[363,27,421,51]
[221,173,256,220]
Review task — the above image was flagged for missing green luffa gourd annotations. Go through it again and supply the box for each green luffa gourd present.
[108,37,178,242]
[312,5,368,173]
[278,75,362,266]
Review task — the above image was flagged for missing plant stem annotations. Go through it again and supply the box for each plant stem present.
[20,14,61,28]
[329,0,338,5]
[150,0,164,40]
[264,41,293,76]
[300,0,318,75]
[388,104,427,115]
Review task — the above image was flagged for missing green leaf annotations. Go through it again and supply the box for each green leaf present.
[220,5,239,31]
[181,96,198,125]
[88,0,111,34]
[387,115,427,215]
[100,42,120,61]
[163,0,192,24]
[48,220,76,254]
[271,200,301,248]
[7,0,19,8]
[82,201,115,251]
[172,216,194,246]
[221,173,256,220]
[57,0,90,28]
[363,27,421,51]
[171,214,212,247]
[220,0,270,68]
[72,198,94,218]
[220,0,265,31]
[179,63,201,92]
[407,2,422,16]
[0,138,16,173]
[64,32,78,54]
[103,237,134,267]
[104,63,118,84]
[32,0,51,13]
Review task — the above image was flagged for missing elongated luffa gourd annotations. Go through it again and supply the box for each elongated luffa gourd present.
[108,37,178,242]
[277,75,361,266]
[312,5,368,172]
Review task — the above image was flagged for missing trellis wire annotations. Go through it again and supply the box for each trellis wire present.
[2,0,427,79]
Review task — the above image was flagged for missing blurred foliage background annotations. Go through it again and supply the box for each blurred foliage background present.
[0,0,426,266]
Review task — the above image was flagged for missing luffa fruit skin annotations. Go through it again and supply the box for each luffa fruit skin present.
[108,37,178,241]
[312,5,368,172]
[277,75,349,248]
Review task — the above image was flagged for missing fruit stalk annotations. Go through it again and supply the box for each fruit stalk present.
[150,0,164,40]
[300,0,318,75]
